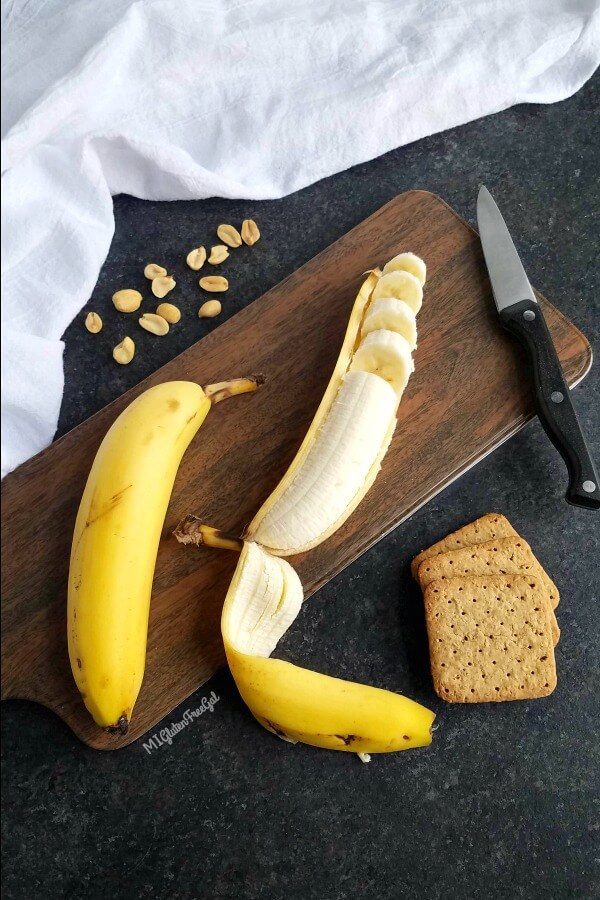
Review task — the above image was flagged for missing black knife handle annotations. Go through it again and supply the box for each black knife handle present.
[499,299,599,509]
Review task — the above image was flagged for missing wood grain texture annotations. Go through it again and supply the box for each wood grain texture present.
[0,191,592,749]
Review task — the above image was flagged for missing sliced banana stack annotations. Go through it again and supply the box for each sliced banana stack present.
[246,251,426,556]
[176,252,435,757]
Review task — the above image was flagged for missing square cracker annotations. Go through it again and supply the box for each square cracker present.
[417,535,560,612]
[423,575,557,702]
[411,513,518,579]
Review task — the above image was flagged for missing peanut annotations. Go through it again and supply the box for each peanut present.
[112,289,142,313]
[217,224,242,248]
[208,244,229,265]
[241,219,260,246]
[199,275,228,292]
[144,263,167,280]
[139,313,170,335]
[85,312,103,333]
[151,275,176,299]
[156,302,181,324]
[113,336,135,364]
[186,247,207,271]
[198,300,222,318]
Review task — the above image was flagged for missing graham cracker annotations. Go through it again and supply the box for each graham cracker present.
[417,536,560,611]
[423,575,557,703]
[411,513,518,579]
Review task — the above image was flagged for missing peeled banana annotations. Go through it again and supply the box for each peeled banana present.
[68,376,261,732]
[176,529,435,754]
[246,252,426,556]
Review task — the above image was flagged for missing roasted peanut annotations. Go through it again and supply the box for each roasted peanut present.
[199,275,228,292]
[112,289,142,313]
[208,244,229,265]
[151,275,176,299]
[198,300,222,318]
[217,224,242,248]
[139,313,170,335]
[186,247,207,271]
[156,302,181,324]
[85,312,103,333]
[241,219,260,246]
[113,336,135,364]
[144,263,167,280]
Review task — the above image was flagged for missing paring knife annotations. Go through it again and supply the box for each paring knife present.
[477,185,599,510]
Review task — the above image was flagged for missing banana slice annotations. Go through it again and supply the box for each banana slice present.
[361,298,417,349]
[250,370,398,555]
[382,251,426,285]
[371,270,423,313]
[349,329,414,399]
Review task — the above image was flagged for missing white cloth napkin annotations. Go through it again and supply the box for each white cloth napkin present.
[2,0,598,477]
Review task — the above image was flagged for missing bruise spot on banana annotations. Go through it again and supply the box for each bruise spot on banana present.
[76,658,82,669]
[335,734,357,746]
[85,484,133,530]
[168,399,181,412]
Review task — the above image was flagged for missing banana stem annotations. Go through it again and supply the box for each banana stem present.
[174,516,243,552]
[203,375,265,405]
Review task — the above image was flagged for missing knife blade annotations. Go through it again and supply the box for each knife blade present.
[477,185,599,510]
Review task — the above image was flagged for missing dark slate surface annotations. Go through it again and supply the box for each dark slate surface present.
[2,74,599,900]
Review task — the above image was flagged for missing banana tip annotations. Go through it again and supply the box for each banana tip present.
[106,714,129,736]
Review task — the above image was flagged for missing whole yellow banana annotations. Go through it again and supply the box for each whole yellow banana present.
[68,377,260,733]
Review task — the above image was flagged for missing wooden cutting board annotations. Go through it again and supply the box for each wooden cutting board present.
[1,191,592,750]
